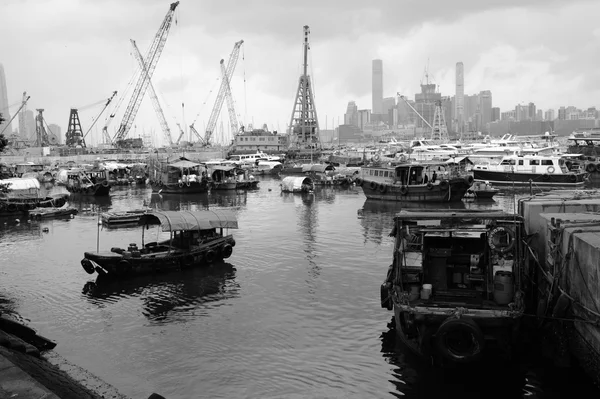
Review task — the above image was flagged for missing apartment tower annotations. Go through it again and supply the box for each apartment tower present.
[455,62,464,133]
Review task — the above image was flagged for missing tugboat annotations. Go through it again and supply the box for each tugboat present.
[81,210,238,278]
[357,161,472,202]
[381,210,526,364]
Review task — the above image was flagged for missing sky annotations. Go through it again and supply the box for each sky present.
[1,0,599,147]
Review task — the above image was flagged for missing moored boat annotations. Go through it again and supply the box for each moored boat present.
[472,154,587,187]
[81,210,238,278]
[280,176,314,193]
[357,161,472,202]
[381,210,527,364]
[65,169,111,196]
[464,181,499,200]
[148,157,211,194]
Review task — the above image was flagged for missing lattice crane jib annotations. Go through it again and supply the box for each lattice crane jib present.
[65,109,85,147]
[204,40,244,146]
[431,100,448,142]
[131,39,173,146]
[221,61,239,138]
[288,25,320,151]
[112,1,179,145]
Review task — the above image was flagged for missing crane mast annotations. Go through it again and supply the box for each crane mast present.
[221,60,240,139]
[112,1,179,146]
[1,94,30,136]
[203,40,244,146]
[130,39,173,146]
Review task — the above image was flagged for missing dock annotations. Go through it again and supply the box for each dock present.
[519,190,600,384]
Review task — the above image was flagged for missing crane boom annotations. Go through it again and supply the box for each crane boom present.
[221,61,240,139]
[130,39,173,146]
[397,93,432,129]
[0,95,30,136]
[203,40,243,145]
[189,124,205,145]
[82,91,118,141]
[112,1,179,145]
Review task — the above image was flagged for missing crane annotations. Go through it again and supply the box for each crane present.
[201,40,244,146]
[112,1,179,146]
[397,93,432,129]
[188,123,206,145]
[0,94,30,136]
[130,39,173,146]
[82,91,118,144]
[221,60,242,139]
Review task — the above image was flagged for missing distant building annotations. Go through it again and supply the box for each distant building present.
[501,110,516,121]
[48,124,62,145]
[23,109,35,141]
[545,109,555,121]
[479,90,492,131]
[536,110,543,121]
[357,109,371,131]
[0,64,12,136]
[558,106,566,120]
[414,82,441,130]
[382,97,395,124]
[372,60,383,114]
[338,124,363,143]
[491,107,500,122]
[528,102,536,120]
[344,101,358,127]
[455,62,465,133]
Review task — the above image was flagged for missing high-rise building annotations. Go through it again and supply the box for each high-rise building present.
[382,96,395,125]
[528,102,536,120]
[0,64,12,136]
[491,107,500,122]
[24,109,35,140]
[558,106,566,120]
[357,109,371,131]
[372,59,383,115]
[455,62,464,133]
[544,109,555,121]
[536,110,543,121]
[479,90,492,131]
[344,101,358,127]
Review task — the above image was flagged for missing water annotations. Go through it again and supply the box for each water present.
[0,177,598,398]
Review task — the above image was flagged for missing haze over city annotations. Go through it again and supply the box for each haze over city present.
[1,0,599,146]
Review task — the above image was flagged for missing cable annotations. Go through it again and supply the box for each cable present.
[243,45,247,128]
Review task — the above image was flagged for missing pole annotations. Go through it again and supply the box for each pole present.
[96,211,101,252]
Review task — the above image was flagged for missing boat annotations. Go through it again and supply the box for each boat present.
[29,207,78,219]
[302,164,352,186]
[101,209,150,227]
[280,176,314,193]
[254,160,283,175]
[65,168,111,196]
[81,210,238,278]
[148,157,211,194]
[464,181,499,200]
[380,210,527,364]
[0,178,68,215]
[357,161,472,202]
[208,165,259,190]
[472,154,588,187]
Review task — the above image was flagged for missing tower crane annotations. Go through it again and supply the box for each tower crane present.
[130,39,173,146]
[221,59,242,139]
[199,39,244,146]
[112,1,179,147]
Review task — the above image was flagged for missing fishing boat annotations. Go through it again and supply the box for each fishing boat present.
[208,165,259,190]
[381,210,527,364]
[302,164,352,186]
[0,178,69,215]
[81,210,238,278]
[65,168,111,196]
[148,157,211,194]
[464,181,500,200]
[101,209,150,227]
[357,161,472,202]
[472,154,588,187]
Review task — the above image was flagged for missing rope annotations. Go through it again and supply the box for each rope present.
[521,313,600,326]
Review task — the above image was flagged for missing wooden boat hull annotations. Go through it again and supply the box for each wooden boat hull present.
[81,236,236,278]
[149,180,210,194]
[360,178,470,202]
[211,182,238,190]
[473,170,587,187]
[66,183,111,196]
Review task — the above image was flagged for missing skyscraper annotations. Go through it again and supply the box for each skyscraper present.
[479,90,492,131]
[372,59,383,115]
[455,62,464,133]
[0,64,12,135]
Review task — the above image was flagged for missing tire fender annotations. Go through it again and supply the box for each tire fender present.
[435,317,485,363]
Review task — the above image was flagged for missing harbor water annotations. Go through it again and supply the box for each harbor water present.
[0,176,599,398]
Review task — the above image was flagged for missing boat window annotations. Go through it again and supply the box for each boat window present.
[530,160,539,165]
[541,160,553,166]
[518,160,524,165]
[500,159,516,165]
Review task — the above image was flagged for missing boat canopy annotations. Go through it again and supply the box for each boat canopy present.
[302,164,334,173]
[445,156,474,165]
[138,210,238,231]
[281,176,312,192]
[209,165,236,172]
[169,159,202,169]
[0,178,41,199]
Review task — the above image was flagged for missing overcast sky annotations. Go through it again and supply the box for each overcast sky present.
[2,0,599,146]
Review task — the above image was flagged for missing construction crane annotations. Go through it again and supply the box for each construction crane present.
[112,1,179,146]
[221,60,241,138]
[130,39,173,146]
[397,93,432,129]
[0,93,30,136]
[201,40,244,146]
[188,123,206,145]
[81,91,118,145]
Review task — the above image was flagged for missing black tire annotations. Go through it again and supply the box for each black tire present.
[81,258,95,274]
[439,180,449,190]
[427,182,434,190]
[221,244,233,259]
[369,181,377,190]
[118,260,132,274]
[355,178,362,186]
[205,250,216,263]
[378,184,387,193]
[435,317,485,363]
[466,175,474,185]
[400,186,408,196]
[586,163,596,173]
[102,180,109,188]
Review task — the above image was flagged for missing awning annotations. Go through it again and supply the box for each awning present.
[0,178,41,191]
[301,164,334,173]
[445,156,473,165]
[169,159,202,169]
[138,210,238,231]
[281,176,312,192]
[209,165,236,172]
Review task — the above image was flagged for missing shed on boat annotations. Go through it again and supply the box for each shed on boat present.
[0,178,41,199]
[280,176,314,193]
[302,164,335,173]
[138,210,239,231]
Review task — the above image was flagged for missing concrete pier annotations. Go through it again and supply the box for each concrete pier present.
[519,191,600,384]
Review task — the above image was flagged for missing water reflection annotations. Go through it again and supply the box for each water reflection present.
[358,199,467,244]
[149,193,209,211]
[0,219,45,243]
[68,195,113,213]
[209,190,248,208]
[82,262,239,324]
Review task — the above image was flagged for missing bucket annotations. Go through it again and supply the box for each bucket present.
[421,284,432,300]
[493,271,514,305]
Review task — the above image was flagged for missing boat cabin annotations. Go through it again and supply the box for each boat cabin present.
[14,163,44,178]
[151,158,208,185]
[362,163,451,186]
[476,154,568,174]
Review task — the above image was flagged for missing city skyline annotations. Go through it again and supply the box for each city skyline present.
[1,0,599,146]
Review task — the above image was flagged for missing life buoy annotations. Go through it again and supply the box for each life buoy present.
[81,258,95,274]
[101,180,109,188]
[400,186,408,195]
[205,250,216,263]
[378,184,387,193]
[369,181,377,190]
[439,180,449,190]
[221,244,233,259]
[466,175,474,185]
[7,203,17,212]
[547,166,555,174]
[586,163,596,173]
[186,181,191,187]
[435,317,485,363]
[373,154,381,162]
[488,226,515,254]
[427,182,434,190]
[178,182,184,188]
